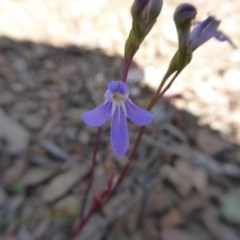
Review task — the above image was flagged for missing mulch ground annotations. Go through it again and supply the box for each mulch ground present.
[0,1,240,240]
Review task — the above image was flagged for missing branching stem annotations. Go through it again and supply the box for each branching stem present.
[72,52,182,240]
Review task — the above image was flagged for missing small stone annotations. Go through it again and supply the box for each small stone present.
[24,114,44,130]
[196,129,228,155]
[11,83,26,93]
[0,109,30,151]
[42,168,86,203]
[21,167,54,186]
[161,162,192,197]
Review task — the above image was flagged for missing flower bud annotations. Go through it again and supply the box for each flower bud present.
[131,0,149,20]
[131,0,163,24]
[166,3,196,75]
[174,3,197,28]
[174,3,197,54]
[124,0,163,59]
[146,0,163,22]
[164,4,235,86]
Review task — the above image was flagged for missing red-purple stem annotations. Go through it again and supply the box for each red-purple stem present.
[71,46,180,239]
[71,50,137,239]
[70,126,146,239]
[121,48,137,82]
[71,201,100,239]
[105,126,146,200]
[80,127,102,219]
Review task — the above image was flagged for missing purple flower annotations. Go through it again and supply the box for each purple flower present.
[190,16,237,50]
[82,81,153,156]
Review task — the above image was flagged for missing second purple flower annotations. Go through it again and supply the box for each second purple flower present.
[82,81,153,156]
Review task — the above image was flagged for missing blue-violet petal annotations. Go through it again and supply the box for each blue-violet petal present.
[126,99,153,125]
[108,81,129,95]
[214,31,237,49]
[110,106,129,156]
[190,16,220,50]
[82,101,112,127]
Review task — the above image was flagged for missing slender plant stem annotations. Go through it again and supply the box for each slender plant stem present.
[70,126,146,239]
[72,70,182,238]
[105,126,146,200]
[80,127,102,219]
[147,71,180,110]
[121,47,137,83]
[72,50,137,238]
[147,73,169,110]
[79,47,137,219]
[71,202,99,239]
[72,50,182,239]
[157,71,181,99]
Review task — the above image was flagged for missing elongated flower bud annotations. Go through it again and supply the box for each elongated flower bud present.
[174,3,197,54]
[174,3,197,28]
[131,0,163,27]
[125,0,163,59]
[165,3,196,77]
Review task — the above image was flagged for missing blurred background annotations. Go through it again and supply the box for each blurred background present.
[0,0,240,239]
